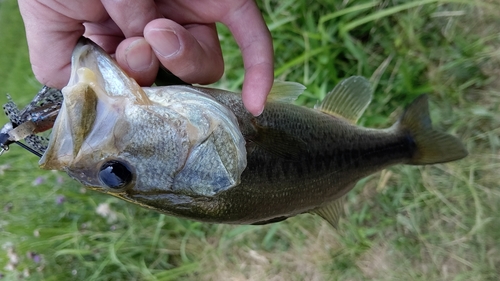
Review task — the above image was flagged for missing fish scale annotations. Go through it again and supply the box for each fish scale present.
[208,124,413,224]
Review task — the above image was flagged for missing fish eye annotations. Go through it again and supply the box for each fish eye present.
[98,160,134,191]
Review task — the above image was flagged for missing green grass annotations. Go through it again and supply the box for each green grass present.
[1,0,499,280]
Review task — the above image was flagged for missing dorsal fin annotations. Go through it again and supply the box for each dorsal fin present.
[310,194,347,228]
[315,76,373,123]
[268,81,306,103]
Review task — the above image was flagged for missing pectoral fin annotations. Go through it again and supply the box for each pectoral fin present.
[310,194,347,228]
[251,124,308,161]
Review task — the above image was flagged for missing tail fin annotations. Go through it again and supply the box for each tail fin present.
[398,95,468,165]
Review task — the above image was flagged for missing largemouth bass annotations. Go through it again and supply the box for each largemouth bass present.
[6,39,468,226]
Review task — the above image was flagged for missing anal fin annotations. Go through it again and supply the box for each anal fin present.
[310,194,347,228]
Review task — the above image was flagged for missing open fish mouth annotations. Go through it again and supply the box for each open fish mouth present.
[39,38,247,198]
[38,39,141,171]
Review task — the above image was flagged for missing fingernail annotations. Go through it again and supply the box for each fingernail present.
[125,39,154,72]
[252,105,265,116]
[147,28,180,58]
[256,106,265,116]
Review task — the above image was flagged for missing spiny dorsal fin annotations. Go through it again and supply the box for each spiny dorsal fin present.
[268,80,306,103]
[315,76,373,123]
[310,195,346,228]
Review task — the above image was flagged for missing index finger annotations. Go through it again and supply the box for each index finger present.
[222,1,274,116]
[18,0,107,89]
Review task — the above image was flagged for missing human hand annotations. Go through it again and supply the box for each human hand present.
[18,0,273,115]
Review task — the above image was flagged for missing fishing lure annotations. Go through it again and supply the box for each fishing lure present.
[0,86,62,157]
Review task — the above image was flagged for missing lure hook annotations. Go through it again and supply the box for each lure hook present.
[0,132,12,157]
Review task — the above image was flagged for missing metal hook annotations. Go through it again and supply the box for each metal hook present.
[0,132,12,157]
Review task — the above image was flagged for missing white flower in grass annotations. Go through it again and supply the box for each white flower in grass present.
[2,242,18,271]
[0,164,10,175]
[96,203,118,223]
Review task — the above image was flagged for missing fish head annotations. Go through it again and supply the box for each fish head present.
[39,38,190,195]
[39,38,246,204]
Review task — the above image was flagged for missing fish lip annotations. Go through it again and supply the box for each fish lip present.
[40,38,126,170]
[73,37,101,64]
[73,37,88,58]
[75,37,92,51]
[72,37,105,65]
[68,38,98,87]
[65,167,100,188]
[71,37,153,105]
